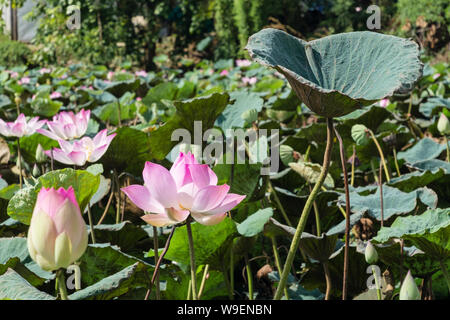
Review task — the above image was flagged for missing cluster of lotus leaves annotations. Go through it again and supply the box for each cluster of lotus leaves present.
[246,28,423,117]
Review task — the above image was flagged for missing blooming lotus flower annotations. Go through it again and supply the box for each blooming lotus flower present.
[45,129,116,166]
[399,270,421,300]
[107,71,114,80]
[39,68,51,74]
[122,152,246,227]
[135,70,148,77]
[10,71,18,78]
[50,91,62,99]
[242,76,257,85]
[236,59,251,67]
[433,73,441,80]
[0,114,45,138]
[37,109,90,141]
[18,77,30,85]
[27,187,88,271]
[220,69,229,76]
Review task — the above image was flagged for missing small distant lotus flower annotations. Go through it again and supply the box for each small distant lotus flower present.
[39,68,51,74]
[236,59,251,67]
[220,69,229,76]
[122,152,246,227]
[60,74,68,80]
[50,91,62,99]
[437,113,450,135]
[136,97,142,102]
[37,109,91,141]
[10,71,19,78]
[0,114,45,138]
[135,70,148,77]
[45,129,116,166]
[355,6,362,12]
[27,187,88,271]
[399,270,421,300]
[433,73,441,80]
[242,76,257,85]
[107,71,114,81]
[379,99,389,107]
[18,77,30,85]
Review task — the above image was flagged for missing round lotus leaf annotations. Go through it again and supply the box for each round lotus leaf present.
[351,124,370,146]
[246,28,423,118]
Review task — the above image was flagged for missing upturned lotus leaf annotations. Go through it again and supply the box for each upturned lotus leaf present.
[246,28,423,117]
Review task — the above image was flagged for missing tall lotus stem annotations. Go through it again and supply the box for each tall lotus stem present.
[323,262,332,300]
[334,127,351,300]
[198,264,209,299]
[351,144,356,186]
[186,217,198,300]
[379,161,384,227]
[271,236,289,299]
[16,138,22,189]
[245,254,254,300]
[393,147,401,177]
[56,269,68,300]
[367,129,390,182]
[445,136,449,162]
[153,226,160,300]
[273,118,334,300]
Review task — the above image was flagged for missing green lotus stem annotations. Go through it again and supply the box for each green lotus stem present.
[334,127,351,301]
[268,180,293,227]
[367,129,390,182]
[313,200,321,236]
[323,262,332,300]
[304,144,311,162]
[113,169,120,224]
[187,279,192,300]
[245,255,254,300]
[17,138,22,189]
[229,245,234,300]
[393,147,401,177]
[378,161,384,227]
[197,264,209,299]
[351,144,356,186]
[56,269,68,300]
[439,260,450,293]
[186,218,198,300]
[370,159,379,184]
[117,98,122,127]
[445,136,449,163]
[271,236,289,299]
[273,118,334,300]
[87,205,96,244]
[153,226,160,300]
[372,266,382,300]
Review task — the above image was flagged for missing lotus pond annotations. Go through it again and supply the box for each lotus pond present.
[0,30,449,301]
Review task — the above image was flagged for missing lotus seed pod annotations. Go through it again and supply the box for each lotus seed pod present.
[280,145,295,166]
[437,113,450,135]
[399,270,421,300]
[364,241,378,264]
[35,144,47,163]
[14,95,21,106]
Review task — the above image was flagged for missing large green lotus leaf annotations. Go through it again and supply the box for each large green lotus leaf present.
[387,169,446,193]
[148,93,230,160]
[215,91,264,132]
[237,208,273,237]
[164,218,237,270]
[246,28,422,117]
[373,208,450,260]
[328,186,438,235]
[409,159,450,174]
[18,133,58,164]
[298,232,339,263]
[419,97,450,117]
[0,269,55,300]
[397,138,447,164]
[69,262,149,300]
[7,169,100,225]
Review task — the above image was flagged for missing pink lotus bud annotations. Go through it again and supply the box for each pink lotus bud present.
[379,99,389,107]
[236,59,251,67]
[18,77,30,85]
[50,91,62,99]
[220,69,229,76]
[433,73,441,80]
[437,113,450,135]
[27,187,88,271]
[135,70,148,77]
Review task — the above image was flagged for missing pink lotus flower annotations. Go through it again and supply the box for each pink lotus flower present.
[136,97,142,102]
[50,91,62,99]
[236,59,251,67]
[60,74,68,80]
[0,114,45,138]
[10,71,19,78]
[135,70,148,77]
[107,71,114,81]
[39,68,51,74]
[18,77,30,85]
[220,69,229,76]
[355,6,362,12]
[122,152,245,227]
[27,187,88,271]
[433,73,441,80]
[242,76,257,85]
[379,98,389,107]
[44,129,116,166]
[37,109,91,141]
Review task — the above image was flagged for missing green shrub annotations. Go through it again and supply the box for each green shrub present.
[0,35,32,67]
